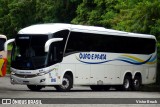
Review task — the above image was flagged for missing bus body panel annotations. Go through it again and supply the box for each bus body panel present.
[60,52,156,85]
[10,47,157,86]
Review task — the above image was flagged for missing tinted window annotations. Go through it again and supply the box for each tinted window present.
[16,34,48,57]
[65,32,156,55]
[47,30,69,66]
[54,30,69,48]
[0,38,6,51]
[12,34,49,70]
[48,42,63,66]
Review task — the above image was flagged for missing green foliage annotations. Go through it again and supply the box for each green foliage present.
[0,0,82,38]
[72,0,118,27]
[1,0,159,40]
[72,0,160,39]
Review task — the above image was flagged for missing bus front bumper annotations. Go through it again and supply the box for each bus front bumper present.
[10,73,60,85]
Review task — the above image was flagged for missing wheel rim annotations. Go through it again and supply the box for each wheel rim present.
[124,79,130,89]
[134,79,139,87]
[60,78,70,89]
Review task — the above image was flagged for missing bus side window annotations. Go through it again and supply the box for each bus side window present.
[48,42,63,66]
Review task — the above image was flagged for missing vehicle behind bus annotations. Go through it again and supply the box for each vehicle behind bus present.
[0,35,7,77]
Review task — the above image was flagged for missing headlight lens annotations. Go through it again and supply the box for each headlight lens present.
[37,72,46,76]
[11,72,15,75]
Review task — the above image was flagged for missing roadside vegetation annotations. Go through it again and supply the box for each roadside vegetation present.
[0,0,160,90]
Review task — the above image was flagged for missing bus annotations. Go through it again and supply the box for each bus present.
[5,23,157,91]
[0,34,7,77]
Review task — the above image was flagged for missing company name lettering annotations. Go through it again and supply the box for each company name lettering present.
[79,53,106,60]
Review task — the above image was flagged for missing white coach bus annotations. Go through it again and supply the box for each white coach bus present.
[5,23,157,91]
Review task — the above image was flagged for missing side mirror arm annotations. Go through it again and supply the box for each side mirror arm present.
[44,38,63,52]
[4,39,15,51]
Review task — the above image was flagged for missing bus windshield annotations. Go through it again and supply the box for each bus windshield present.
[11,34,49,70]
[11,30,69,70]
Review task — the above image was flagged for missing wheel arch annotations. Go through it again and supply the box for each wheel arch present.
[123,71,132,83]
[62,69,74,84]
[133,72,142,82]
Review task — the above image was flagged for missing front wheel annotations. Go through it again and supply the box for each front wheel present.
[55,75,73,92]
[27,85,44,91]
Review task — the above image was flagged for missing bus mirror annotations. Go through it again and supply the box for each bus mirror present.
[4,39,15,51]
[45,38,63,52]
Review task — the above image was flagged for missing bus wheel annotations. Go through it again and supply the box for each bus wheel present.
[27,85,44,91]
[132,76,141,91]
[122,75,132,91]
[55,75,73,92]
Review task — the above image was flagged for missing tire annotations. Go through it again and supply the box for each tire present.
[132,76,141,91]
[55,74,73,92]
[115,75,132,91]
[122,75,132,91]
[27,85,44,91]
[90,85,110,91]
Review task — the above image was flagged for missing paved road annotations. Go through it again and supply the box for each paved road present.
[0,76,160,107]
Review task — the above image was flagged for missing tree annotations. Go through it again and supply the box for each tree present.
[8,0,36,37]
[112,0,160,35]
[0,0,13,38]
[72,0,118,27]
[35,0,82,23]
[0,0,82,38]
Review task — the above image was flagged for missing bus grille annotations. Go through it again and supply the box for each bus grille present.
[14,74,37,78]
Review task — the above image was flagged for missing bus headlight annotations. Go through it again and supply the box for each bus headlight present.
[11,72,15,75]
[37,72,46,76]
[37,69,53,76]
[40,79,46,83]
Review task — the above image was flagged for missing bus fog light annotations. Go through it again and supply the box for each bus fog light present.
[11,78,14,82]
[40,79,46,83]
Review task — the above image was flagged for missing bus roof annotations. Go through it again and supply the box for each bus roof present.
[18,23,156,39]
[0,34,7,39]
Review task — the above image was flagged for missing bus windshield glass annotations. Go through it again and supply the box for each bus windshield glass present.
[11,30,69,70]
[11,34,49,70]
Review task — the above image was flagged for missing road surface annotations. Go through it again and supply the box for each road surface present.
[0,75,159,107]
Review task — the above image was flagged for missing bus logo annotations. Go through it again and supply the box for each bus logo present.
[76,53,156,65]
[76,52,108,64]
